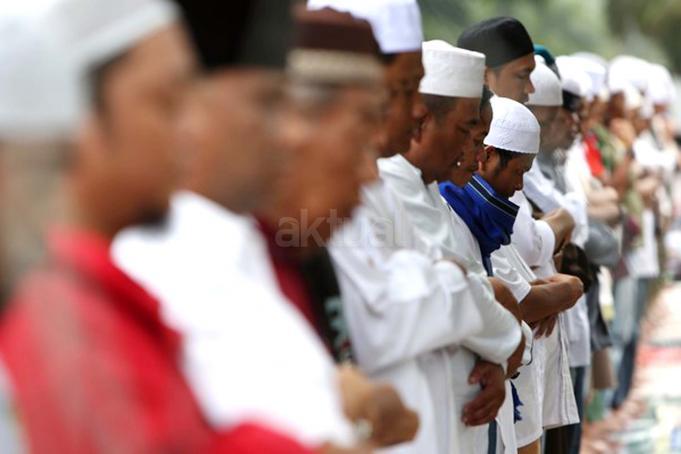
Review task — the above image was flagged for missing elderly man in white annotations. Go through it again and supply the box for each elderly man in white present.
[377,40,524,454]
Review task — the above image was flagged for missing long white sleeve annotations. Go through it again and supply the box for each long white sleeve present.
[459,273,522,368]
[330,195,484,374]
[510,193,556,269]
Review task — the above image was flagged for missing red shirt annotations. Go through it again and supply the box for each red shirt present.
[584,132,606,179]
[257,222,320,331]
[0,229,313,454]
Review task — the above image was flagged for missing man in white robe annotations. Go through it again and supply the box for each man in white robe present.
[378,40,525,454]
[305,4,490,452]
[439,96,583,453]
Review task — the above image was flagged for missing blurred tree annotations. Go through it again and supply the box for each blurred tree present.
[607,0,681,72]
[419,0,671,69]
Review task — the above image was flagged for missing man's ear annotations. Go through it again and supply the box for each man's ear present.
[478,145,496,174]
[482,145,496,163]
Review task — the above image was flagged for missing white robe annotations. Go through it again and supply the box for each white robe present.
[330,180,485,454]
[509,192,580,429]
[560,144,594,368]
[378,155,523,454]
[112,191,354,449]
[523,160,589,248]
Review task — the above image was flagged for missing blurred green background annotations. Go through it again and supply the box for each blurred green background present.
[419,0,681,72]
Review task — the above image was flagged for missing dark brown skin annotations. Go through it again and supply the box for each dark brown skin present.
[405,97,481,184]
[71,24,195,238]
[529,105,559,152]
[378,52,425,157]
[449,104,492,187]
[260,84,384,254]
[478,149,584,327]
[477,146,535,198]
[463,360,507,426]
[485,53,536,104]
[180,70,285,215]
[339,365,419,448]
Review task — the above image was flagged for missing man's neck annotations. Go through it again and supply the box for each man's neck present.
[402,151,435,185]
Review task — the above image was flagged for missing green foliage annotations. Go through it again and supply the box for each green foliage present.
[419,0,673,70]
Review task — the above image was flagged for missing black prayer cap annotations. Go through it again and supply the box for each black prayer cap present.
[173,0,293,71]
[457,17,534,69]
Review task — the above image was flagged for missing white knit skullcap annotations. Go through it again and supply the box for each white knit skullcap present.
[570,55,607,99]
[484,96,540,154]
[609,55,650,95]
[648,63,676,106]
[527,60,563,107]
[556,56,592,100]
[419,40,485,98]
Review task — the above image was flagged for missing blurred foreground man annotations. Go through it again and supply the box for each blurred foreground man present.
[115,2,415,452]
[0,0,321,452]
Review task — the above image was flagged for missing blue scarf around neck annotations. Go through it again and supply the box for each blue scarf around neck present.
[440,174,519,276]
[441,174,525,423]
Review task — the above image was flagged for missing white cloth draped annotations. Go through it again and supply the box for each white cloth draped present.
[113,191,354,449]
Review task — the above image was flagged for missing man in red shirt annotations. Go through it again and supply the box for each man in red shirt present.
[0,1,324,452]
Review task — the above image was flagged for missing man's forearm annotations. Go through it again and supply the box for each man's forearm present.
[518,282,575,323]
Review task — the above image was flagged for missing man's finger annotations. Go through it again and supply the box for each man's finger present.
[465,398,501,423]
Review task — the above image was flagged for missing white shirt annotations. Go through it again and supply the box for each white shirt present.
[523,160,589,248]
[330,180,484,454]
[378,155,522,454]
[509,189,581,430]
[113,191,354,449]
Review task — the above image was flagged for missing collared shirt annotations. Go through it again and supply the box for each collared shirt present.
[2,228,313,454]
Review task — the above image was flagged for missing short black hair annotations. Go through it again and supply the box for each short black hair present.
[495,147,524,169]
[379,53,399,65]
[480,86,494,112]
[422,94,458,121]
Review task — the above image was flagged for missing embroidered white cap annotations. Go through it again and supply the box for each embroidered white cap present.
[648,63,676,106]
[527,59,563,107]
[484,96,540,154]
[608,55,650,95]
[571,55,607,99]
[307,0,423,54]
[0,0,177,141]
[556,56,592,99]
[419,39,485,98]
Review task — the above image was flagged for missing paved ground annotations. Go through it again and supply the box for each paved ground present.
[583,284,681,453]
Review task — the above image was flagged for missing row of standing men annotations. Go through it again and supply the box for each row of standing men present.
[0,0,676,453]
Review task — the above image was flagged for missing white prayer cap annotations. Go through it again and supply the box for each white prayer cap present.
[484,96,540,154]
[623,82,643,111]
[0,6,81,141]
[648,63,676,106]
[556,56,592,100]
[527,61,563,107]
[0,0,177,142]
[307,0,423,54]
[419,40,485,98]
[572,52,609,70]
[570,55,607,99]
[609,55,650,94]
